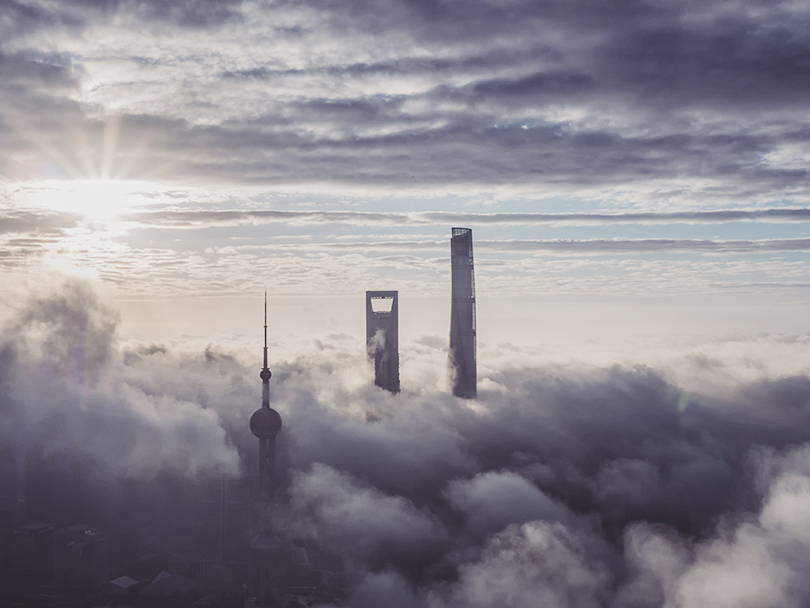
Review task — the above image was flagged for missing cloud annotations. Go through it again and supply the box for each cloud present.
[243,237,810,255]
[0,281,240,506]
[123,208,810,228]
[445,470,569,538]
[8,282,810,603]
[478,238,810,254]
[2,0,810,199]
[601,10,810,110]
[282,463,448,568]
[0,210,80,235]
[429,521,610,608]
[616,523,691,608]
[617,447,810,608]
[0,51,75,87]
[0,209,80,268]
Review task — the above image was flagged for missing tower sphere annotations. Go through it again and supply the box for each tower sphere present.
[260,368,272,381]
[250,407,282,438]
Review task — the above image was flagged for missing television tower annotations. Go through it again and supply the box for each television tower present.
[249,292,282,501]
[247,294,285,608]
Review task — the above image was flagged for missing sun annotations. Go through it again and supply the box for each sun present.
[4,106,184,221]
[15,178,161,222]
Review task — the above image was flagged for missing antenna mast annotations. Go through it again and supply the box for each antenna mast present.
[263,291,268,370]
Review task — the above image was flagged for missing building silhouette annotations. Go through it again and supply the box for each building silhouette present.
[9,521,54,590]
[366,291,400,393]
[248,293,285,607]
[449,228,477,399]
[250,294,282,502]
[42,525,110,605]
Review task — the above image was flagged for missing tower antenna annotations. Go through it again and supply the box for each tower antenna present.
[251,291,280,497]
[263,290,268,370]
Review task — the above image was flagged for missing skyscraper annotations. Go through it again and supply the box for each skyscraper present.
[366,291,400,393]
[249,294,282,502]
[449,228,477,399]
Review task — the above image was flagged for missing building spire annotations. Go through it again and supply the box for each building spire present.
[260,291,272,408]
[250,292,281,503]
[263,290,268,371]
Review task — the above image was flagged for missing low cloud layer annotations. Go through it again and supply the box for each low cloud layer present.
[6,282,810,606]
[123,208,810,228]
[304,236,810,254]
[0,282,241,498]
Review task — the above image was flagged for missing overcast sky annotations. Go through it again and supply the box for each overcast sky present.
[1,0,810,346]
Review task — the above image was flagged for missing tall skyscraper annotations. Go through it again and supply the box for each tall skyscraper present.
[366,291,400,393]
[449,228,477,399]
[249,294,282,502]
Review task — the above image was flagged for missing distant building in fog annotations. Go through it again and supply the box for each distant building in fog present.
[10,521,54,590]
[41,525,109,605]
[366,291,400,393]
[449,228,477,399]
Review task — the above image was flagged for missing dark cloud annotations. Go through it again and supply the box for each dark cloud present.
[470,69,595,100]
[281,464,449,569]
[118,0,244,28]
[445,471,570,539]
[0,0,61,40]
[5,0,244,31]
[263,0,810,110]
[602,13,810,109]
[1,0,809,195]
[125,114,800,193]
[0,51,75,87]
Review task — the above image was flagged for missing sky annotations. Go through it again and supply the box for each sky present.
[2,0,810,354]
[4,2,810,606]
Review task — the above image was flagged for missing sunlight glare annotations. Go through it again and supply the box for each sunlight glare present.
[19,179,158,221]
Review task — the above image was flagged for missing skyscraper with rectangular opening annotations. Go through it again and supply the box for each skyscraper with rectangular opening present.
[366,291,400,393]
[449,228,476,399]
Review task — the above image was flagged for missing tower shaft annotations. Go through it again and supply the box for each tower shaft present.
[449,228,477,399]
[366,291,400,393]
[258,437,276,501]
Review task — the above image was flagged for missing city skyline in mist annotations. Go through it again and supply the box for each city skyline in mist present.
[4,1,810,606]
